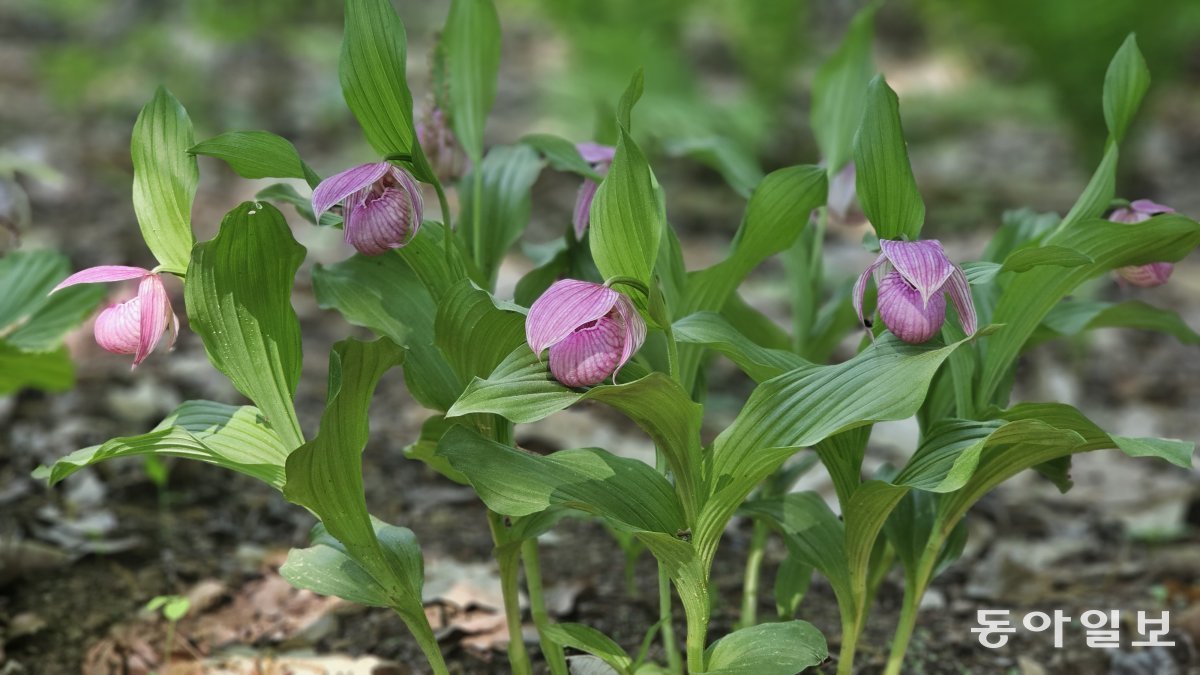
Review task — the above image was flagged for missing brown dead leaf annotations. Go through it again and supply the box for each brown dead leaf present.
[164,653,406,675]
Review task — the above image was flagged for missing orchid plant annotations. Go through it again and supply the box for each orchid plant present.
[34,2,1199,674]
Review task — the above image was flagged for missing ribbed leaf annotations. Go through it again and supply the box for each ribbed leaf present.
[340,0,417,158]
[665,136,764,199]
[282,518,423,611]
[458,144,545,285]
[672,312,808,382]
[189,130,320,187]
[434,280,525,382]
[0,250,103,352]
[702,621,827,675]
[34,400,289,488]
[130,87,198,274]
[521,134,602,179]
[185,202,306,449]
[442,0,500,162]
[0,342,73,394]
[853,76,923,240]
[541,623,632,674]
[811,4,876,171]
[1103,34,1150,143]
[1032,299,1200,347]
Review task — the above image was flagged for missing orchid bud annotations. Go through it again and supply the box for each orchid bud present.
[312,162,424,256]
[417,106,467,183]
[525,279,646,387]
[1110,199,1176,287]
[52,265,178,368]
[853,239,976,344]
[826,162,858,226]
[572,142,616,240]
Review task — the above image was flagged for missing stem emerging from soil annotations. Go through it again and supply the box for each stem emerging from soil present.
[490,513,533,675]
[658,567,684,673]
[738,519,770,629]
[397,607,450,675]
[883,534,943,675]
[521,538,568,675]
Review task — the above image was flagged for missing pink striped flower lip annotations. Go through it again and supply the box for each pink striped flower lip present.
[853,239,976,344]
[52,266,178,368]
[1109,199,1177,288]
[526,279,647,387]
[572,142,616,240]
[312,161,424,256]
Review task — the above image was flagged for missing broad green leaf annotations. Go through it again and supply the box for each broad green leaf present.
[664,136,763,199]
[979,214,1200,407]
[697,332,979,565]
[256,183,341,228]
[340,0,417,158]
[721,293,792,350]
[773,554,812,620]
[404,414,466,483]
[282,519,423,611]
[702,621,827,675]
[521,133,602,179]
[437,426,685,534]
[190,131,320,187]
[0,250,103,352]
[434,280,525,382]
[458,144,545,285]
[284,339,418,608]
[673,312,808,383]
[1032,299,1200,347]
[0,342,73,394]
[186,202,305,449]
[442,0,500,162]
[1001,245,1092,272]
[590,74,661,288]
[130,87,198,274]
[1059,144,1119,231]
[811,426,871,506]
[396,222,472,301]
[314,253,462,411]
[6,284,104,352]
[1102,34,1150,143]
[542,623,633,674]
[811,3,877,171]
[34,400,289,487]
[982,208,1062,263]
[853,76,923,240]
[447,346,704,521]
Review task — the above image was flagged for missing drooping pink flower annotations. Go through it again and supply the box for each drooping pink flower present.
[572,143,616,240]
[417,106,467,183]
[52,266,177,368]
[853,239,976,344]
[1109,199,1176,288]
[312,162,424,256]
[525,279,646,387]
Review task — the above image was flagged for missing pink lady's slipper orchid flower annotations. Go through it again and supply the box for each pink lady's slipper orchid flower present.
[417,106,467,183]
[1109,199,1176,288]
[52,266,177,368]
[853,239,977,344]
[526,279,647,387]
[312,162,424,256]
[572,143,616,240]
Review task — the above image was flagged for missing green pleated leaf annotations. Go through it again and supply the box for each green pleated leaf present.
[434,280,525,382]
[590,74,662,288]
[811,426,871,506]
[853,76,923,240]
[811,3,877,172]
[340,0,417,158]
[131,87,198,274]
[1001,245,1092,272]
[314,253,462,411]
[442,0,500,162]
[284,338,418,607]
[773,554,813,620]
[403,414,467,483]
[978,214,1200,406]
[541,623,633,674]
[0,250,69,330]
[6,285,104,352]
[702,621,827,675]
[396,222,473,301]
[1102,34,1150,143]
[186,202,306,449]
[447,345,704,521]
[256,183,341,227]
[458,144,545,286]
[282,518,423,611]
[672,312,808,383]
[34,400,289,488]
[1033,299,1200,347]
[1060,144,1120,230]
[190,131,320,187]
[521,133,603,179]
[664,136,764,199]
[0,250,104,352]
[437,426,685,534]
[0,342,73,394]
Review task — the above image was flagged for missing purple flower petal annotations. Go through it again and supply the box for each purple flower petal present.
[134,274,170,368]
[573,179,599,239]
[945,266,977,336]
[548,314,625,387]
[879,239,955,306]
[611,294,646,381]
[53,265,149,292]
[94,298,142,356]
[1110,199,1175,224]
[311,162,390,219]
[576,142,616,165]
[1129,199,1174,216]
[1117,262,1173,288]
[526,280,620,355]
[852,253,887,329]
[877,270,947,344]
[343,168,423,255]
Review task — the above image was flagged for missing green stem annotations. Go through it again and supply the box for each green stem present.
[471,163,484,271]
[883,535,943,675]
[432,180,456,275]
[522,538,568,675]
[398,607,451,675]
[490,514,533,675]
[658,567,683,674]
[836,615,863,675]
[683,597,708,673]
[738,519,769,629]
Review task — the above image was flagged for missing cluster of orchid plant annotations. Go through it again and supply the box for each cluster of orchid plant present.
[35,1,1198,674]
